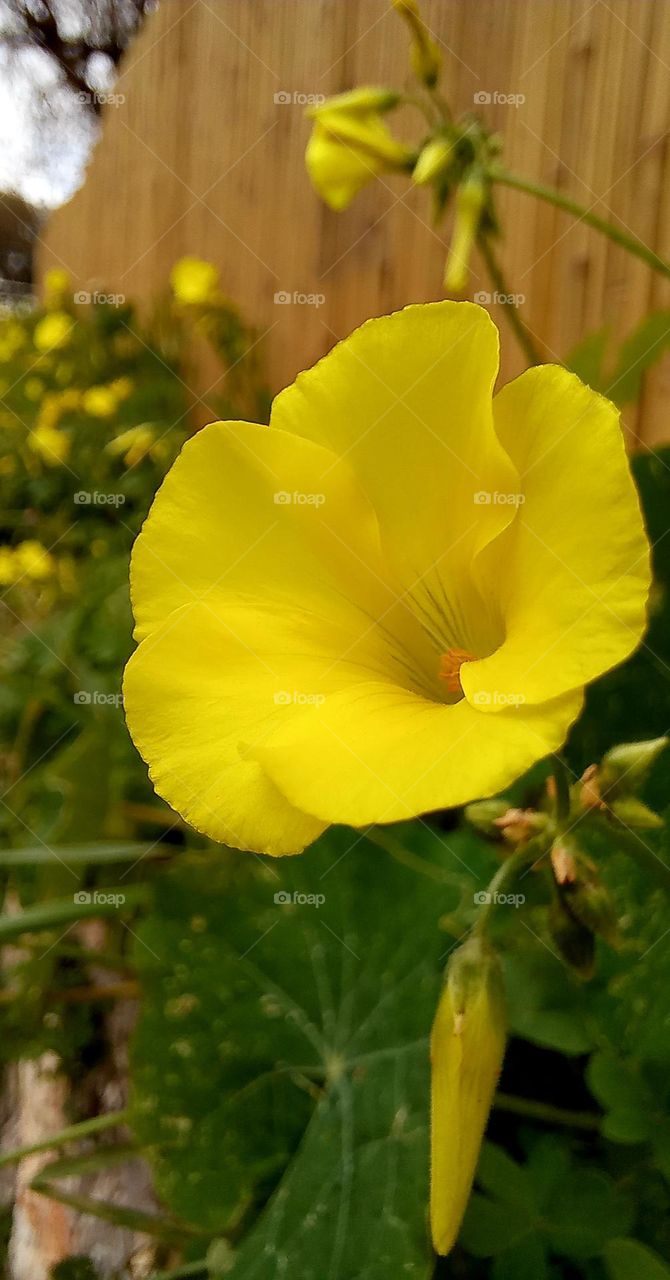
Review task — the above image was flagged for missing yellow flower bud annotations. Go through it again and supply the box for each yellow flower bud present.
[430,936,506,1255]
[412,135,454,187]
[393,0,442,88]
[443,174,487,293]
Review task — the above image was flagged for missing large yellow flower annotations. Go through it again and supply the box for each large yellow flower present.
[124,303,649,856]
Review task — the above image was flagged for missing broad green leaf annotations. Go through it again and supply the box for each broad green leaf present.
[460,1192,533,1257]
[604,1238,670,1280]
[476,1141,535,1211]
[0,884,148,940]
[546,1169,633,1259]
[606,311,670,406]
[131,828,490,1276]
[492,1235,550,1280]
[565,327,609,391]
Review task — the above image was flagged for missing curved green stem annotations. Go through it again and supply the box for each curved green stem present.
[551,755,572,824]
[492,168,670,280]
[494,1091,600,1131]
[476,230,543,367]
[474,838,548,938]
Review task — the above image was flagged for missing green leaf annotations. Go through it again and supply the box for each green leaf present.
[604,1238,670,1280]
[0,841,161,867]
[0,885,148,941]
[460,1192,533,1257]
[131,828,485,1276]
[492,1235,550,1280]
[477,1141,535,1211]
[546,1170,633,1259]
[606,311,670,405]
[565,327,609,391]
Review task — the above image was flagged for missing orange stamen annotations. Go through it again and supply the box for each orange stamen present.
[439,647,476,695]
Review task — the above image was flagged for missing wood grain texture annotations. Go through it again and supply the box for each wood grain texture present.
[36,0,670,444]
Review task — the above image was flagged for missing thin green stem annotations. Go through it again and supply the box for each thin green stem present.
[493,168,670,280]
[476,230,543,367]
[551,755,572,825]
[494,1091,600,1131]
[473,839,547,938]
[0,1108,131,1170]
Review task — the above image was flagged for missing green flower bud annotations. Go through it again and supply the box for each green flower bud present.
[463,797,510,838]
[599,737,668,799]
[610,795,664,830]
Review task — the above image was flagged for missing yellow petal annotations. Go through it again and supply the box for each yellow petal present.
[124,586,432,854]
[251,679,583,827]
[123,601,327,855]
[460,366,650,710]
[129,418,425,652]
[271,302,521,664]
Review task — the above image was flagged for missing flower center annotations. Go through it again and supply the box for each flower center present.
[438,647,476,697]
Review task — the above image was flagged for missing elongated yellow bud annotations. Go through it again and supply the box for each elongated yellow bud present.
[430,935,506,1256]
[412,135,454,187]
[443,174,487,293]
[393,0,442,88]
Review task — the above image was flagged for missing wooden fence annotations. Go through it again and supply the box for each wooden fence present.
[36,0,670,445]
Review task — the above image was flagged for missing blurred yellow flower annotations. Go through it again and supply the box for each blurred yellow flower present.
[82,385,118,417]
[124,301,650,856]
[14,541,55,581]
[29,424,70,465]
[305,88,414,211]
[109,376,134,401]
[0,322,26,361]
[0,540,54,588]
[170,257,219,306]
[107,424,156,467]
[34,312,73,352]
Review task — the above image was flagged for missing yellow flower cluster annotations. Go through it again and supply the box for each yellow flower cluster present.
[0,541,55,585]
